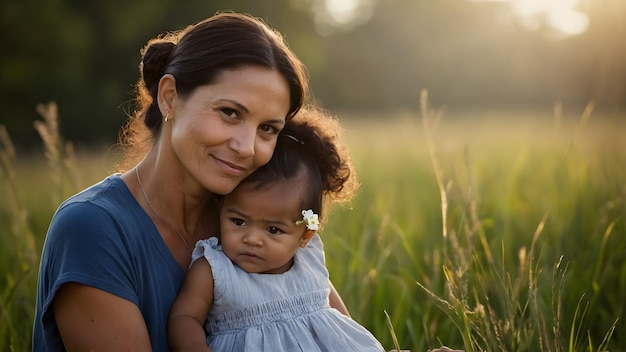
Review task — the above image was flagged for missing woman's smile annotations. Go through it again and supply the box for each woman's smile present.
[213,155,249,176]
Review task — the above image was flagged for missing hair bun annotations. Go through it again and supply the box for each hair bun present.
[141,41,176,90]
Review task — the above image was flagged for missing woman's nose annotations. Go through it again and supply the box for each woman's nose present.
[230,126,255,157]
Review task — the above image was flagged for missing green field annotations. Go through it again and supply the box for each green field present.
[1,102,624,351]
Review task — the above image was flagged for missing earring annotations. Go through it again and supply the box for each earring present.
[164,113,170,122]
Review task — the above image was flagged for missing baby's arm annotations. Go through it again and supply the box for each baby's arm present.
[329,281,351,317]
[168,259,215,352]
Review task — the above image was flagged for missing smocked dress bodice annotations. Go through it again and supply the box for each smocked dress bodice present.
[192,235,384,352]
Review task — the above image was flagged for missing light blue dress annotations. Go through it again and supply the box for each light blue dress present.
[192,235,385,352]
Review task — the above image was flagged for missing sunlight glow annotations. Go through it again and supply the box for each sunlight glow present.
[325,0,362,24]
[511,0,589,35]
[473,0,589,36]
[312,0,374,35]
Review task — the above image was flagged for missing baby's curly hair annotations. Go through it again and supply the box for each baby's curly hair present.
[242,107,359,223]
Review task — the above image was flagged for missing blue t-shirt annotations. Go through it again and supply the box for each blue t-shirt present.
[33,175,186,351]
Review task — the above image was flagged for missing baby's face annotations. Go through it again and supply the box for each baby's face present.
[219,180,311,274]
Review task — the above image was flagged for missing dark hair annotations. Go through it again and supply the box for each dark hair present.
[241,108,359,223]
[117,12,309,170]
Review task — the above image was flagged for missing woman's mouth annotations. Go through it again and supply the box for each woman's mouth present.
[214,157,248,176]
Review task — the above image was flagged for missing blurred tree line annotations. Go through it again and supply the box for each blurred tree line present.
[1,0,624,150]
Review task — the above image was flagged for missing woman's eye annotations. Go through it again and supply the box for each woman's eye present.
[259,124,279,135]
[267,226,282,235]
[221,108,238,119]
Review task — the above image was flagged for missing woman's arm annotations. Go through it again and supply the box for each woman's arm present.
[53,283,152,351]
[168,259,215,352]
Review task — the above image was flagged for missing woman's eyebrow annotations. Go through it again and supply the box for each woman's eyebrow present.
[215,99,286,126]
[216,99,249,113]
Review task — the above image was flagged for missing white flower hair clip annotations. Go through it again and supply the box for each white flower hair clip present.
[296,209,319,231]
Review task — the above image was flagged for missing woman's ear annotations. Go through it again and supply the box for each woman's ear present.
[157,74,177,116]
[299,230,316,248]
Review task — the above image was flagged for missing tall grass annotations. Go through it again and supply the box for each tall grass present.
[0,123,35,352]
[0,103,113,351]
[323,95,624,351]
[1,100,624,351]
[413,91,617,351]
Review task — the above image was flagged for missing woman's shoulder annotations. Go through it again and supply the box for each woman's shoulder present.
[54,175,141,225]
[59,174,128,209]
[48,174,146,247]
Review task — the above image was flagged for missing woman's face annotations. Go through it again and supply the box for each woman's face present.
[165,66,291,195]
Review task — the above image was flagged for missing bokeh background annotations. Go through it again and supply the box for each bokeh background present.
[2,0,624,151]
[2,1,626,351]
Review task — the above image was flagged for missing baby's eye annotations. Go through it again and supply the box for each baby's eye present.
[267,226,283,235]
[231,218,245,227]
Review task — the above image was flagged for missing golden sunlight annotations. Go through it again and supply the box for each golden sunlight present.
[510,0,589,35]
[311,0,374,35]
[473,0,589,36]
[325,0,362,24]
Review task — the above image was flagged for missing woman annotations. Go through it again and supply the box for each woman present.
[33,12,348,351]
